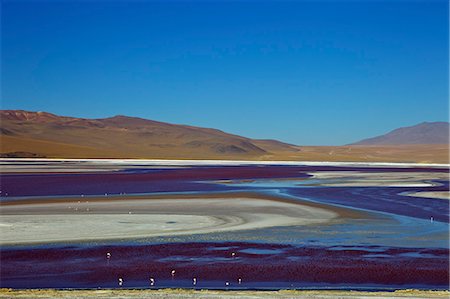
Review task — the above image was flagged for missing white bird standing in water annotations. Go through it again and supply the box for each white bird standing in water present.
[150,277,155,286]
[225,281,230,286]
[193,277,197,285]
[231,252,236,257]
[431,216,434,223]
[171,270,176,277]
[118,278,123,287]
[106,252,111,259]
[238,278,242,284]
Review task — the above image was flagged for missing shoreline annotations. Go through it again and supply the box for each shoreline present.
[1,158,449,168]
[405,191,450,200]
[1,288,449,299]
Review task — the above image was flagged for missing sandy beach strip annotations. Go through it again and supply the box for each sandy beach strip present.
[1,158,449,168]
[404,191,450,200]
[307,171,449,187]
[0,193,344,245]
[0,289,448,299]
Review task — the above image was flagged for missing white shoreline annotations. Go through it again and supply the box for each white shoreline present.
[1,158,448,168]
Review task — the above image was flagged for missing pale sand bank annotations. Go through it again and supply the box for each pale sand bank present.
[308,171,449,187]
[1,159,448,174]
[0,197,337,245]
[405,191,450,200]
[0,289,448,299]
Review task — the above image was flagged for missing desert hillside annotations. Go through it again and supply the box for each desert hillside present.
[1,110,448,163]
[0,110,299,159]
[351,122,449,145]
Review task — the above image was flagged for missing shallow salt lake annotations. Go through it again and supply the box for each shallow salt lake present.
[0,161,448,290]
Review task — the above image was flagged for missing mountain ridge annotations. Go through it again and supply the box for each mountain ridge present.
[351,122,449,145]
[0,109,299,159]
[1,110,448,163]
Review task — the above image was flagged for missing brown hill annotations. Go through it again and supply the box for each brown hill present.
[0,110,448,163]
[0,110,299,159]
[351,122,450,145]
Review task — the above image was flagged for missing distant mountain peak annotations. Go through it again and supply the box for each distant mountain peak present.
[351,122,450,145]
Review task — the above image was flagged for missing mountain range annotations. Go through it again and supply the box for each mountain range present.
[1,110,448,163]
[351,122,449,145]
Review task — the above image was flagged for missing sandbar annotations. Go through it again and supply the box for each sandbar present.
[0,196,337,245]
[308,171,448,187]
[404,191,450,200]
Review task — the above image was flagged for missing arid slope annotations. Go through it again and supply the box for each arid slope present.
[351,122,449,145]
[0,110,448,163]
[0,110,299,159]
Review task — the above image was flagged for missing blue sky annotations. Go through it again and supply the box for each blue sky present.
[1,0,448,145]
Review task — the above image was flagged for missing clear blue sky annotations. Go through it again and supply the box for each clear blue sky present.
[1,0,448,145]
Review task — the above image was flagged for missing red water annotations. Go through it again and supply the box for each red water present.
[1,242,448,289]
